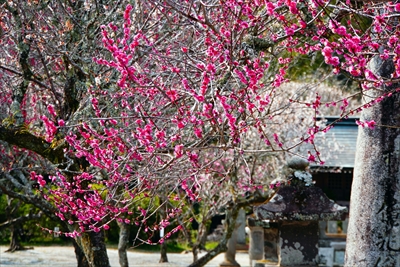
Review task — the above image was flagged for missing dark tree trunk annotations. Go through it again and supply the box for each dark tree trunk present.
[78,230,111,267]
[199,223,208,249]
[192,243,200,263]
[4,224,32,252]
[3,197,32,252]
[345,55,400,266]
[178,217,194,252]
[72,238,90,267]
[192,223,208,262]
[159,194,168,263]
[7,226,19,252]
[159,241,168,263]
[117,221,130,267]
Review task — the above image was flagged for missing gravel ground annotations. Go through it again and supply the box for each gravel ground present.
[0,246,257,267]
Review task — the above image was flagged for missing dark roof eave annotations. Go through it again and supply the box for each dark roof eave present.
[310,165,354,173]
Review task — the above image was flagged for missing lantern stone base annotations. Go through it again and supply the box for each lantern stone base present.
[278,221,319,266]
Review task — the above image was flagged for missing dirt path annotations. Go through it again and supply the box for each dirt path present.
[0,246,252,267]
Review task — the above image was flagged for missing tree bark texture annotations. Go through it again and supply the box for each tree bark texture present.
[345,56,400,266]
[159,241,169,263]
[192,243,200,263]
[5,225,25,252]
[78,230,111,267]
[117,221,130,267]
[192,223,208,262]
[72,238,90,267]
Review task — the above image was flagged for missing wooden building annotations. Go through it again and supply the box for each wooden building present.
[310,117,359,206]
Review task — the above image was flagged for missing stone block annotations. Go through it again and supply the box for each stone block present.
[342,218,348,234]
[327,221,338,234]
[330,242,345,267]
[237,209,247,245]
[264,227,279,262]
[318,247,334,267]
[319,221,327,239]
[249,226,264,261]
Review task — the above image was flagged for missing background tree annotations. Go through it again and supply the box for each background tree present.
[0,0,129,266]
[1,196,40,252]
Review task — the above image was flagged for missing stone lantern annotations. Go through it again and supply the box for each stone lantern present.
[253,157,347,266]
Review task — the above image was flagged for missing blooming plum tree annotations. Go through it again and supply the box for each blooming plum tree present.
[0,0,128,266]
[1,0,400,266]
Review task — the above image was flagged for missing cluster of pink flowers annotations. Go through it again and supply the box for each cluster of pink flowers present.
[356,120,376,129]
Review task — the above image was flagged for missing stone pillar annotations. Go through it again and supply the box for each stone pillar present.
[220,227,240,267]
[249,226,264,261]
[318,221,331,247]
[236,209,247,249]
[342,218,349,234]
[318,221,327,238]
[264,225,279,262]
[327,221,338,234]
[345,51,400,266]
[278,221,319,266]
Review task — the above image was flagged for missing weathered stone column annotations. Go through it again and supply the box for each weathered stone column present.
[220,226,240,267]
[327,221,338,234]
[264,224,279,262]
[236,209,247,250]
[318,221,327,238]
[345,46,400,267]
[342,217,348,234]
[249,225,264,261]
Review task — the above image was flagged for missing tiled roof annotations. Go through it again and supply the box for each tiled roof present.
[311,117,359,169]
